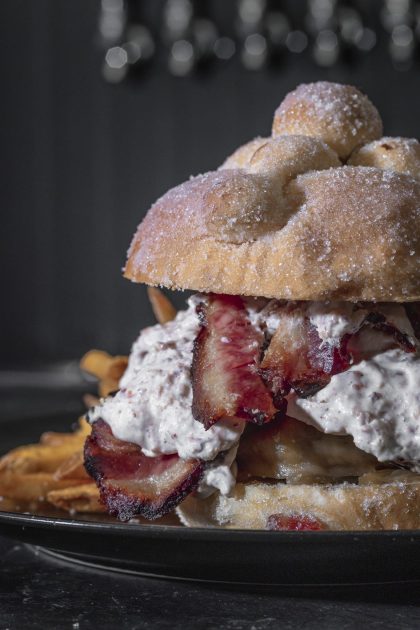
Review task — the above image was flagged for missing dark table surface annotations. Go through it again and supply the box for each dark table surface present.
[1,365,420,630]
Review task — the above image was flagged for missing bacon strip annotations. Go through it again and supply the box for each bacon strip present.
[365,311,416,353]
[192,295,277,429]
[84,420,204,521]
[261,304,415,400]
[260,305,351,398]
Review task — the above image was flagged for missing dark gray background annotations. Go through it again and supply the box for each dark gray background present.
[2,0,420,364]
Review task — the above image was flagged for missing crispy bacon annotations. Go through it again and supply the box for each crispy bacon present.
[260,305,351,398]
[365,311,416,353]
[261,303,416,400]
[191,295,278,429]
[84,419,204,521]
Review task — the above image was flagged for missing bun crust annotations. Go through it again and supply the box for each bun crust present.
[348,136,420,179]
[126,165,420,301]
[125,82,420,302]
[272,82,383,159]
[177,472,420,530]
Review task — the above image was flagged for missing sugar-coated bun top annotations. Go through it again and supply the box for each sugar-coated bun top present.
[125,82,420,302]
[272,82,383,159]
[348,137,420,179]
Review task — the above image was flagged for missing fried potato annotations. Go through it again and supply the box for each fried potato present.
[47,483,105,513]
[0,347,127,515]
[0,417,90,474]
[80,350,128,397]
[53,451,90,481]
[80,350,114,380]
[40,416,90,446]
[0,473,83,502]
[1,288,177,516]
[147,287,177,324]
[0,417,97,510]
[0,440,87,474]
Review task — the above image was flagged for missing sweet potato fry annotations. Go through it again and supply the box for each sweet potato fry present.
[0,409,103,512]
[0,473,82,502]
[77,416,91,435]
[80,350,127,382]
[47,483,105,513]
[80,350,128,397]
[0,441,86,474]
[147,287,177,324]
[53,451,90,481]
[80,350,114,380]
[40,416,90,446]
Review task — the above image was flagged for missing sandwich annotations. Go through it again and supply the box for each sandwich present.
[84,81,420,530]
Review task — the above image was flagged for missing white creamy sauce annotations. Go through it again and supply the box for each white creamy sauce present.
[287,304,420,470]
[308,301,368,345]
[248,299,416,350]
[245,297,283,337]
[198,445,239,497]
[91,294,420,494]
[89,297,244,494]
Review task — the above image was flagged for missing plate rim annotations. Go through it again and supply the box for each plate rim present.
[34,546,420,587]
[1,509,420,542]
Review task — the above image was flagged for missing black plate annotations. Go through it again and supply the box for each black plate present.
[1,510,420,585]
[1,409,420,585]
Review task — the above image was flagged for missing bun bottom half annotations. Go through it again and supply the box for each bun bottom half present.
[177,473,420,530]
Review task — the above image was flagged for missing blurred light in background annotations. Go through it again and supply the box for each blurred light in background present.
[213,36,236,60]
[266,11,290,48]
[99,0,126,42]
[103,45,128,82]
[390,24,414,67]
[242,33,267,70]
[313,29,339,65]
[286,31,308,54]
[163,0,193,40]
[169,39,195,76]
[97,0,420,82]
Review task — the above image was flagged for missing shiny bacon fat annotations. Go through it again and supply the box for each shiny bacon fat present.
[84,419,204,520]
[260,301,416,400]
[192,294,278,428]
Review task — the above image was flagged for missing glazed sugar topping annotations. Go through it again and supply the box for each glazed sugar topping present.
[125,80,420,303]
[349,136,420,180]
[272,81,383,158]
